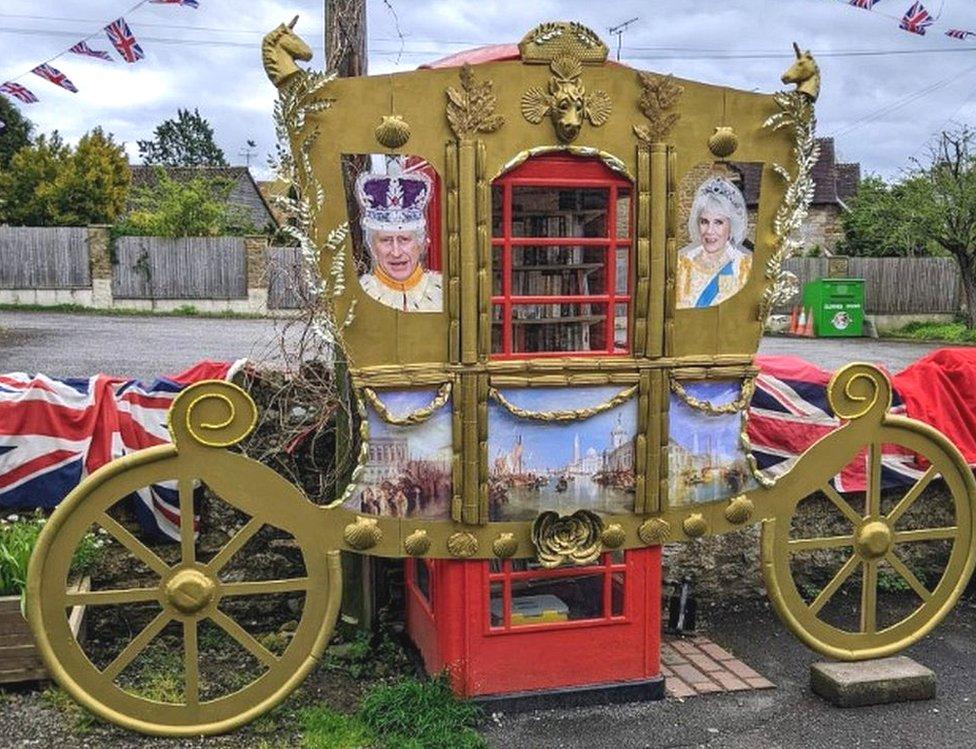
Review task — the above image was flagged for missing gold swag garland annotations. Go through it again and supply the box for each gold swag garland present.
[668,375,756,415]
[361,383,453,425]
[488,384,638,422]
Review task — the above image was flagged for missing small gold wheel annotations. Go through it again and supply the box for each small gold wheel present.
[26,382,342,737]
[762,419,976,661]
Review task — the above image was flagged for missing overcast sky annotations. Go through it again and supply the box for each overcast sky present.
[3,0,976,180]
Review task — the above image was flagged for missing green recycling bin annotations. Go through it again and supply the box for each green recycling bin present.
[802,278,864,337]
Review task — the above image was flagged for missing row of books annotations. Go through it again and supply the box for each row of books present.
[493,303,603,321]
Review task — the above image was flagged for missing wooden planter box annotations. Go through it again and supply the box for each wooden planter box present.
[0,578,88,684]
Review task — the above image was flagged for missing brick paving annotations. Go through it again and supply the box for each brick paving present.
[662,634,775,699]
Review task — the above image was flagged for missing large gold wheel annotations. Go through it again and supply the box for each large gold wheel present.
[26,382,342,737]
[762,417,976,661]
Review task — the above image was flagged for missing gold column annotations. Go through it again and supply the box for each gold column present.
[458,141,479,364]
[647,144,667,358]
[445,141,461,364]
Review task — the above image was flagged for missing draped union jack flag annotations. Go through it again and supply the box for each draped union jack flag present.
[32,63,79,93]
[69,41,113,61]
[0,361,244,540]
[105,17,145,63]
[0,82,39,104]
[946,29,976,40]
[849,0,882,9]
[899,2,934,35]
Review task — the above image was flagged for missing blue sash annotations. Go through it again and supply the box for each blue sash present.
[694,260,734,308]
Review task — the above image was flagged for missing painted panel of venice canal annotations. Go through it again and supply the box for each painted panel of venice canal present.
[488,387,637,522]
[343,390,453,519]
[668,380,757,505]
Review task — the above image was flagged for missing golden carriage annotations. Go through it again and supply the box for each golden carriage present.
[24,20,976,737]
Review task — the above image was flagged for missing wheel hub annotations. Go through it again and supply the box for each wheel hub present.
[164,569,216,615]
[855,520,892,560]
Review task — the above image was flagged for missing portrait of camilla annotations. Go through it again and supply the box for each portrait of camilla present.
[676,176,753,309]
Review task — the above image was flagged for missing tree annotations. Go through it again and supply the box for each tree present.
[917,128,976,327]
[137,108,228,167]
[0,132,70,225]
[837,175,941,258]
[117,167,254,237]
[0,128,130,226]
[0,96,33,169]
[48,128,130,225]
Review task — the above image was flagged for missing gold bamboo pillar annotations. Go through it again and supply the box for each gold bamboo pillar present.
[646,144,668,358]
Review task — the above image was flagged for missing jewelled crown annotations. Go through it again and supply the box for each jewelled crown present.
[355,171,432,233]
[697,177,746,216]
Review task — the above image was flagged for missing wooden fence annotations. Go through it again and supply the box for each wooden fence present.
[0,227,90,289]
[113,237,247,300]
[267,247,306,309]
[780,257,961,315]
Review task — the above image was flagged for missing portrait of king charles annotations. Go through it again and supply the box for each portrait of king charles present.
[354,166,443,313]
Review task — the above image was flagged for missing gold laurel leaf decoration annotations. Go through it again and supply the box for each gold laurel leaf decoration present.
[343,517,382,551]
[375,114,411,149]
[724,495,755,525]
[683,514,709,538]
[447,532,479,558]
[634,71,683,144]
[404,529,431,556]
[638,518,671,545]
[446,64,505,139]
[492,533,519,559]
[601,524,627,549]
[531,510,603,568]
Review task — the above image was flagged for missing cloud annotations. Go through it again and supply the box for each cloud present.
[2,0,976,179]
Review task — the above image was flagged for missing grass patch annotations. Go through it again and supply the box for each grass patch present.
[882,320,976,343]
[0,302,267,319]
[41,686,98,735]
[359,677,486,749]
[301,707,375,748]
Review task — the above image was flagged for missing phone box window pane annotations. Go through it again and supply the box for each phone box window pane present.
[511,187,609,238]
[616,189,631,239]
[510,304,608,353]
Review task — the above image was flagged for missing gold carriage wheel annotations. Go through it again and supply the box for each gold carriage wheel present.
[26,449,341,737]
[762,418,976,661]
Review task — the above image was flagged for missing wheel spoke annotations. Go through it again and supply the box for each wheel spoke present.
[894,527,958,543]
[885,552,932,603]
[861,560,878,634]
[103,611,171,681]
[821,483,863,526]
[220,578,310,597]
[99,513,170,577]
[184,619,199,707]
[886,466,938,526]
[66,587,160,607]
[789,535,855,552]
[207,517,262,574]
[867,443,882,519]
[209,610,278,669]
[179,479,195,566]
[809,553,860,616]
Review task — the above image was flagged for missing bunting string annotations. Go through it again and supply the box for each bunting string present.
[842,0,973,40]
[0,0,199,106]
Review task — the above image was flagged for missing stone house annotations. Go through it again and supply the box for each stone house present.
[128,166,279,232]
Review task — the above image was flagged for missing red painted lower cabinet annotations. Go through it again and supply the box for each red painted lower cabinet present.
[405,547,661,698]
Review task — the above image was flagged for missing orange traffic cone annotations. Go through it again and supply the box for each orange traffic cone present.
[803,308,815,337]
[795,307,806,337]
[789,305,799,335]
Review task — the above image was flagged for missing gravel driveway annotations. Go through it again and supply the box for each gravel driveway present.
[0,310,954,380]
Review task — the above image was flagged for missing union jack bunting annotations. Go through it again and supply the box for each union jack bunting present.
[69,41,114,61]
[150,0,200,6]
[105,17,145,63]
[31,64,79,93]
[899,2,934,35]
[0,360,245,540]
[946,29,976,40]
[0,82,39,104]
[849,0,881,9]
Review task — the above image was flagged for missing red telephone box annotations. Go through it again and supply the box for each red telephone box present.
[405,548,662,701]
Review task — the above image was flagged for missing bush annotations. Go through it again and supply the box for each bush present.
[0,512,105,597]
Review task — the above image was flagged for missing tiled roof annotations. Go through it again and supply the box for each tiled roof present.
[129,165,252,188]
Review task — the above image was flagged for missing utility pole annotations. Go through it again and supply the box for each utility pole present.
[238,139,257,168]
[608,17,639,62]
[325,0,373,631]
[325,0,367,76]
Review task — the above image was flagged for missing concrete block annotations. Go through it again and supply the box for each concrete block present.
[811,656,935,707]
